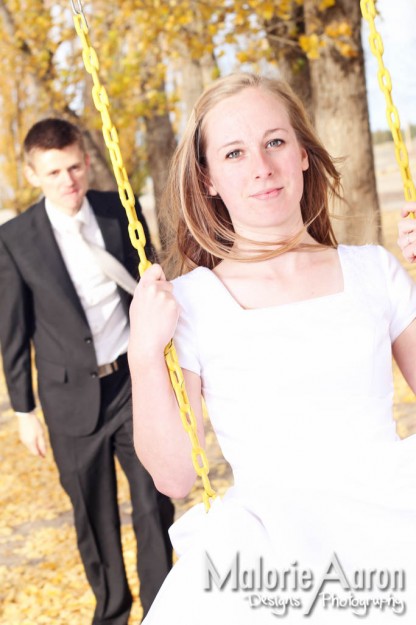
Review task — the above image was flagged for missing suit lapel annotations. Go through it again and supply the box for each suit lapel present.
[30,200,89,323]
[88,192,132,312]
[89,192,124,262]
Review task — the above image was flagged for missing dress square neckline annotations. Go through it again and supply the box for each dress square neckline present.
[195,245,348,313]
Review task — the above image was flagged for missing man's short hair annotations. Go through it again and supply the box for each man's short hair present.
[24,118,85,162]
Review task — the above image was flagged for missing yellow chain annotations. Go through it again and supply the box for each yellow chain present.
[360,0,416,205]
[71,1,216,511]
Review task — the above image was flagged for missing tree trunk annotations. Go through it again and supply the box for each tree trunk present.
[179,56,205,122]
[79,124,117,191]
[0,0,115,191]
[265,4,314,119]
[175,34,218,128]
[144,111,177,249]
[303,0,381,244]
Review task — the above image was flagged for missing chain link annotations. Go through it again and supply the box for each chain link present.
[360,0,416,204]
[72,3,216,510]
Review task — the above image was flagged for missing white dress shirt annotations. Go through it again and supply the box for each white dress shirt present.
[45,197,130,365]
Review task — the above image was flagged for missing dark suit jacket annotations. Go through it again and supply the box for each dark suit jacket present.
[0,190,153,437]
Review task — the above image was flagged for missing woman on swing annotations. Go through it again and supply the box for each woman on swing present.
[129,73,416,623]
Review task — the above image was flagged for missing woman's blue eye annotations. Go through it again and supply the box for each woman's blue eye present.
[267,138,283,148]
[226,150,241,159]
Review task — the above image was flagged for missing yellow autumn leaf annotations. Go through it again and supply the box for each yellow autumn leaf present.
[325,23,340,38]
[318,0,336,10]
[299,33,321,59]
[256,1,276,21]
[336,41,358,58]
[338,21,353,37]
[325,20,353,39]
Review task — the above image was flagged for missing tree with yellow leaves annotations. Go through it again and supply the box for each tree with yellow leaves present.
[207,0,381,243]
[0,0,382,245]
[0,0,117,205]
[302,0,381,243]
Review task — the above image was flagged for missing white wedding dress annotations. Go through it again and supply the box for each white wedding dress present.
[143,245,416,624]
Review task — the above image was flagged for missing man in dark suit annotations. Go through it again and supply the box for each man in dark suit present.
[0,119,174,625]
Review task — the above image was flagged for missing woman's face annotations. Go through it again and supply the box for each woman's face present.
[203,87,309,241]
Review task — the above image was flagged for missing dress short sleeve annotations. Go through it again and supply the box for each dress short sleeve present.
[171,273,201,375]
[377,246,416,342]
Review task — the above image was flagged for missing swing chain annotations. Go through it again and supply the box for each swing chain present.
[360,0,416,203]
[70,0,88,25]
[72,9,151,276]
[72,5,216,511]
[164,342,217,511]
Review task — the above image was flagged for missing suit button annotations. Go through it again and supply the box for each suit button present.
[85,337,93,344]
[90,371,98,378]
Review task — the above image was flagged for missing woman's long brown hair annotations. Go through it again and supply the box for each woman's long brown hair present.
[160,73,341,278]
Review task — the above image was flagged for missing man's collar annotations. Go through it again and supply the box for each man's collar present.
[45,197,92,233]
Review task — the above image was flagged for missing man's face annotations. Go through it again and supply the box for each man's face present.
[25,143,90,215]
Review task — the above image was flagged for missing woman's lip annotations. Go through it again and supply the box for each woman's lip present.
[251,188,282,199]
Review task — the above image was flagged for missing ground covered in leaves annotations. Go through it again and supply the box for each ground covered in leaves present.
[1,141,416,624]
[0,365,232,624]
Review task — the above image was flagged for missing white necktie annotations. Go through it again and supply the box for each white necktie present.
[74,221,138,295]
